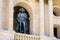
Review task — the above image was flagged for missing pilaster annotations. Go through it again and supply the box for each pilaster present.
[48,0,54,37]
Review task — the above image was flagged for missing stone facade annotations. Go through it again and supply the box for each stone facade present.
[0,0,60,40]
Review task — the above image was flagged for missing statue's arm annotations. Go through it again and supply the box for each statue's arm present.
[24,13,28,18]
[16,24,19,30]
[17,17,20,22]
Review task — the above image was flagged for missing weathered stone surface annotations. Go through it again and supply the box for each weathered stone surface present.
[0,30,14,40]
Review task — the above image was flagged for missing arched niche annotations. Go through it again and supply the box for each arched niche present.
[14,6,30,34]
[13,2,33,34]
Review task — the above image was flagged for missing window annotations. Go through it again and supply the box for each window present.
[54,28,57,38]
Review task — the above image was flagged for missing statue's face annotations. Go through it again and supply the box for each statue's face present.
[19,8,25,13]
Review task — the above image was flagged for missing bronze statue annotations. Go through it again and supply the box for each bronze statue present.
[16,7,29,34]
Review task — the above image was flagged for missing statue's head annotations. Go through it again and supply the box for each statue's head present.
[19,8,25,13]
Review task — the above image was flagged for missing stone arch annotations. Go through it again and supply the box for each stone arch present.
[53,6,60,16]
[13,2,33,34]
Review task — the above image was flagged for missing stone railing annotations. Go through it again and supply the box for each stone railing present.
[0,30,60,40]
[0,30,40,40]
[14,33,40,40]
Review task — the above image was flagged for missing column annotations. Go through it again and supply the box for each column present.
[48,0,54,37]
[2,0,6,30]
[39,0,45,36]
[8,0,14,32]
[5,0,9,30]
[0,0,3,29]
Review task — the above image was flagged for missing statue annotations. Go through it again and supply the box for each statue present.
[16,8,29,34]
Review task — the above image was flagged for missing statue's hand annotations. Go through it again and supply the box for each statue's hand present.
[16,24,19,30]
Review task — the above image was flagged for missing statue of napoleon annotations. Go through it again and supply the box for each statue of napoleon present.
[16,7,29,34]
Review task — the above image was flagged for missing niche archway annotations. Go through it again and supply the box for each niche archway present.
[13,2,33,34]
